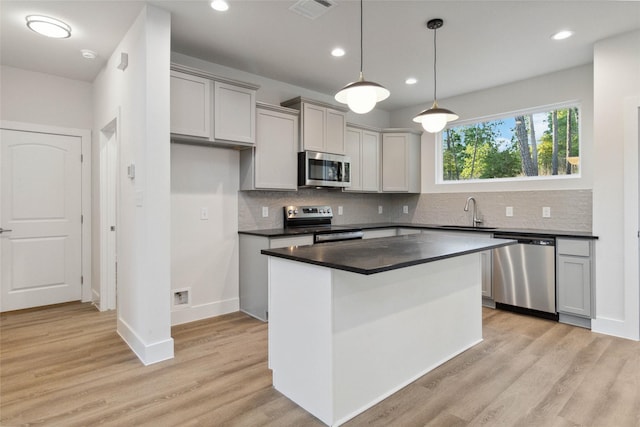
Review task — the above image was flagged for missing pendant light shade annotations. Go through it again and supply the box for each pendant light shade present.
[413,18,458,133]
[335,0,389,114]
[335,72,390,114]
[413,101,459,133]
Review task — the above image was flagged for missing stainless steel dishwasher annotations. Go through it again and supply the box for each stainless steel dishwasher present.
[492,233,557,319]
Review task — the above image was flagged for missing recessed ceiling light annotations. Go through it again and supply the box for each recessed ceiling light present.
[405,77,417,85]
[81,49,97,60]
[211,0,229,12]
[551,30,573,41]
[331,47,345,57]
[26,15,71,38]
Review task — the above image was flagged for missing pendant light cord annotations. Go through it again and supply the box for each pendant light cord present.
[360,0,364,75]
[433,25,438,102]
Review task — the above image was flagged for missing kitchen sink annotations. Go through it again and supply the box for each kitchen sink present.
[438,225,497,231]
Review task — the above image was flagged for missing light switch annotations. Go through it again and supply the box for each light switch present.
[338,206,343,215]
[378,205,383,214]
[542,207,551,218]
[262,206,269,218]
[403,205,409,214]
[506,206,513,217]
[200,207,209,220]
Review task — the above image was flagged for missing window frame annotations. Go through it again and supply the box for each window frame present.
[435,101,583,185]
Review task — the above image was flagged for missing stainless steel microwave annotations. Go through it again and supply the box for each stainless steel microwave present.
[298,151,351,188]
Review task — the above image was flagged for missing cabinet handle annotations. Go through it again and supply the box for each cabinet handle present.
[0,228,13,234]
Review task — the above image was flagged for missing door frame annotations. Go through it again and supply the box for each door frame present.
[99,114,120,311]
[623,96,640,338]
[0,120,92,303]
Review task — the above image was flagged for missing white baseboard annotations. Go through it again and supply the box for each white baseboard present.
[117,317,175,365]
[171,297,240,326]
[592,316,640,341]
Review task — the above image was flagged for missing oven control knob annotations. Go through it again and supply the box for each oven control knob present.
[294,210,298,214]
[326,208,331,214]
[288,209,293,215]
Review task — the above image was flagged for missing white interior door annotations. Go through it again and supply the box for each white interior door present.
[1,129,82,311]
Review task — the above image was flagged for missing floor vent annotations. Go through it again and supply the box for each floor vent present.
[289,0,336,20]
[173,288,190,307]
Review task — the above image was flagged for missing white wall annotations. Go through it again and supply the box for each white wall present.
[592,30,640,340]
[93,5,174,364]
[390,64,594,194]
[0,65,92,129]
[170,143,240,325]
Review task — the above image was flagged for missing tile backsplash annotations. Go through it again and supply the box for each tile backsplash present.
[238,189,592,233]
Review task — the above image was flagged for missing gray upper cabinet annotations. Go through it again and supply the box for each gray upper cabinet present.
[213,81,256,144]
[281,97,347,155]
[381,130,421,193]
[240,103,299,191]
[345,125,380,193]
[170,65,258,148]
[557,238,594,319]
[170,71,211,138]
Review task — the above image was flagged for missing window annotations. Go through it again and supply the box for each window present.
[440,104,580,182]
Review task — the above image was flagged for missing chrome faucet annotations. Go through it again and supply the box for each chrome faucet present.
[464,196,483,227]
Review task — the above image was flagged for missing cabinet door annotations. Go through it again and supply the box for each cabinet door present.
[361,130,380,192]
[362,229,397,239]
[481,251,492,298]
[170,71,211,138]
[325,108,346,154]
[558,255,591,317]
[270,235,314,248]
[423,230,492,297]
[344,128,362,192]
[382,133,409,192]
[301,103,325,152]
[255,108,298,190]
[214,81,256,144]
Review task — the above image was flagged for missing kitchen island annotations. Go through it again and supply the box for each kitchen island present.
[262,233,515,426]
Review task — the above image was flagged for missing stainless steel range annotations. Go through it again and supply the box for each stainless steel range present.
[284,205,363,243]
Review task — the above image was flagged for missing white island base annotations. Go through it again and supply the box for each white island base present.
[267,253,483,426]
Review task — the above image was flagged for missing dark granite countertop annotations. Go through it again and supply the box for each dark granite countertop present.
[240,222,598,240]
[261,233,516,275]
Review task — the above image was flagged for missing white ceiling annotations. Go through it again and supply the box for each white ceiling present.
[2,1,639,111]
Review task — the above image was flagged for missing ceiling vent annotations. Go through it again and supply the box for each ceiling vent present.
[289,0,336,20]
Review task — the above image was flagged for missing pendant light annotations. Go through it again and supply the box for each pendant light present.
[413,18,458,133]
[335,0,389,114]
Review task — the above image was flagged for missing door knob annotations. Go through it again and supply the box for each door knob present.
[0,228,13,234]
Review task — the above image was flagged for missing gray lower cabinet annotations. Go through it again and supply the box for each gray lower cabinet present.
[422,230,493,299]
[362,228,397,239]
[239,234,314,321]
[557,238,594,322]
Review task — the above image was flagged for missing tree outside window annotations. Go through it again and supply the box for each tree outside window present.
[441,105,580,182]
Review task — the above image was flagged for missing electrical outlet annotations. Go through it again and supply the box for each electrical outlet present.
[403,205,409,214]
[542,207,551,218]
[338,206,343,215]
[378,205,383,214]
[262,206,269,218]
[200,207,209,220]
[506,206,513,217]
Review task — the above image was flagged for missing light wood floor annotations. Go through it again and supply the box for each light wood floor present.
[1,303,639,426]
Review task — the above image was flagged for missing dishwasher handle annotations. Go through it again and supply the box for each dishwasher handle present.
[493,233,555,246]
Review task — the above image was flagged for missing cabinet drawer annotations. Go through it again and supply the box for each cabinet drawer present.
[557,239,590,256]
[270,235,314,248]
